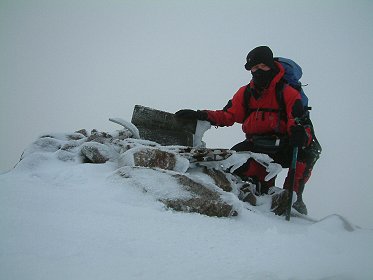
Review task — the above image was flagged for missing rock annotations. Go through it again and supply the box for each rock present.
[162,174,236,217]
[67,132,87,140]
[202,167,232,192]
[75,129,88,137]
[87,130,113,144]
[115,167,236,218]
[60,141,82,151]
[115,130,133,140]
[31,137,62,153]
[238,184,257,206]
[81,142,114,163]
[133,148,177,170]
[57,150,76,162]
[175,174,220,199]
[163,198,236,218]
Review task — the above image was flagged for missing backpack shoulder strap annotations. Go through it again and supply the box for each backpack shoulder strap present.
[275,79,287,121]
[243,84,251,120]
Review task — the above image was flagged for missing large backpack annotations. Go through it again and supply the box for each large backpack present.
[275,57,310,110]
[242,57,322,165]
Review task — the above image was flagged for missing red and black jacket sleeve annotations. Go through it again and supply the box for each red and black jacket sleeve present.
[204,86,248,127]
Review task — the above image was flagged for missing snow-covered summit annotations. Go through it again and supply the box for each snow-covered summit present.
[0,120,372,280]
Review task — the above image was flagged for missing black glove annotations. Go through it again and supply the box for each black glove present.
[289,125,307,147]
[175,109,208,121]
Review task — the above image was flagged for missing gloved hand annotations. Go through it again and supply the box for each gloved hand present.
[289,125,307,147]
[175,109,208,121]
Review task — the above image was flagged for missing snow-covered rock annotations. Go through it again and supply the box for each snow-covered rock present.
[13,124,245,217]
[114,167,236,217]
[166,173,237,217]
[81,142,115,163]
[12,120,287,218]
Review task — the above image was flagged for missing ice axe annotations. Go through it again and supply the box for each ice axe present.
[285,146,298,221]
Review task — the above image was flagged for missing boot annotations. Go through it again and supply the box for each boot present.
[292,194,308,215]
[292,183,308,215]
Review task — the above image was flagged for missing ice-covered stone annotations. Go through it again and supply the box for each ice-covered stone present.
[119,146,189,172]
[163,174,237,217]
[81,142,117,163]
[134,148,176,170]
[114,167,237,218]
[202,167,232,192]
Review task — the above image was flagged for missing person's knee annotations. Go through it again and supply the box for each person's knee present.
[231,140,251,152]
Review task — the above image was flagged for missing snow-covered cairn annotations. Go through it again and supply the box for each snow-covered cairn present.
[15,117,282,218]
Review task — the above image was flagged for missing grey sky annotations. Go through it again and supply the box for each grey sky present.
[1,0,372,227]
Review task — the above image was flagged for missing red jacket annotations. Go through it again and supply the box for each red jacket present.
[206,62,308,139]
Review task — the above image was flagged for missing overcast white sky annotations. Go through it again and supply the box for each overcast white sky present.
[1,0,372,227]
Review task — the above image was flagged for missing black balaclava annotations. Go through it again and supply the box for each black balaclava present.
[245,46,278,92]
[251,68,278,91]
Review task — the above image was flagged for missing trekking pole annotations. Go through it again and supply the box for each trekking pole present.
[285,146,298,221]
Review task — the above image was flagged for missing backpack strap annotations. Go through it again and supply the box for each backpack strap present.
[274,79,287,132]
[243,84,251,120]
[275,79,287,121]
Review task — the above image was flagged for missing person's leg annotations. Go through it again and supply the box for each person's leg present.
[283,159,312,215]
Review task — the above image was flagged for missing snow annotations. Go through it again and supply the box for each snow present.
[193,120,211,147]
[113,166,193,201]
[1,132,373,280]
[109,118,141,139]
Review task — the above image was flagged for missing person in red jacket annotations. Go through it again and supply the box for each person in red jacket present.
[176,46,313,215]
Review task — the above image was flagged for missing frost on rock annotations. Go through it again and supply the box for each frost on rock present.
[163,174,237,217]
[114,167,237,217]
[114,167,193,201]
[56,149,76,162]
[22,137,63,157]
[122,146,177,170]
[201,167,232,192]
[119,146,189,173]
[81,142,116,163]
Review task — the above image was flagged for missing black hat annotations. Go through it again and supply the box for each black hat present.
[244,46,275,70]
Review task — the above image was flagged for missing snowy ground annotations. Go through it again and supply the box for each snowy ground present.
[1,153,372,280]
[0,161,373,280]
